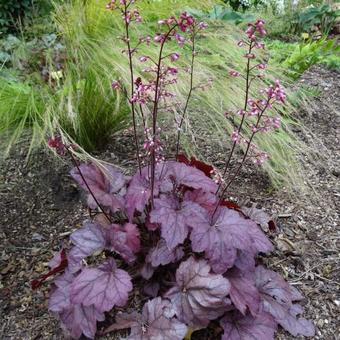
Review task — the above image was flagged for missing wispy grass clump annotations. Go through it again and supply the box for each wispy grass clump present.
[0,0,313,191]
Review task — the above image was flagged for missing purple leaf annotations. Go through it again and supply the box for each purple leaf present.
[255,265,315,337]
[143,281,160,298]
[150,195,205,249]
[48,250,64,269]
[141,262,155,280]
[234,250,256,272]
[165,161,217,192]
[107,224,137,263]
[124,223,141,252]
[59,304,104,339]
[147,238,184,267]
[125,163,171,220]
[71,163,126,213]
[125,170,153,220]
[70,258,132,312]
[255,265,294,306]
[49,271,104,339]
[184,189,217,212]
[225,268,260,316]
[164,257,230,328]
[70,222,106,256]
[221,310,277,340]
[241,205,273,232]
[105,297,187,340]
[67,246,87,273]
[49,271,74,313]
[279,304,315,337]
[190,207,272,274]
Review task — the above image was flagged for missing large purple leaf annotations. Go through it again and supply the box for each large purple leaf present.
[221,310,277,340]
[70,258,132,312]
[164,257,230,328]
[225,268,260,316]
[59,304,105,339]
[70,222,107,255]
[150,195,205,249]
[255,265,295,306]
[190,207,272,274]
[255,265,315,337]
[147,238,184,267]
[165,161,217,193]
[104,297,187,340]
[107,224,138,263]
[49,271,104,339]
[71,163,126,213]
[125,163,172,220]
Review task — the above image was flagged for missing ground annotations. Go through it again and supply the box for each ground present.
[0,66,339,339]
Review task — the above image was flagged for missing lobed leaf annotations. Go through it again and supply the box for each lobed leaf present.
[225,268,260,316]
[221,310,277,340]
[164,257,230,328]
[70,258,132,312]
[255,265,315,337]
[150,195,206,249]
[105,297,187,339]
[190,207,272,274]
[71,163,126,213]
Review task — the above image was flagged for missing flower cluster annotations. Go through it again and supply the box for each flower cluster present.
[48,136,67,156]
[224,19,285,168]
[246,19,266,39]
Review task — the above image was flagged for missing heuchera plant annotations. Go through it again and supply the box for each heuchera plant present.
[34,1,315,339]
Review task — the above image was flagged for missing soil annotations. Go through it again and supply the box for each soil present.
[0,65,339,340]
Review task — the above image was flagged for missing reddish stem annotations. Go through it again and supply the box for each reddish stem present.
[216,41,254,195]
[123,3,142,175]
[175,27,196,158]
[150,25,177,207]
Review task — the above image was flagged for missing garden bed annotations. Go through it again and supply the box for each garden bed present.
[0,65,339,339]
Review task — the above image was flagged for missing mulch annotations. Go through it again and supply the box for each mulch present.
[0,65,339,339]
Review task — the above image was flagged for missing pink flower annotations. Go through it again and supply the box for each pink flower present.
[198,21,208,30]
[170,53,180,62]
[237,40,244,47]
[134,10,142,23]
[229,70,240,77]
[140,36,151,45]
[265,80,286,103]
[111,80,120,90]
[245,24,255,39]
[231,131,240,143]
[254,42,265,49]
[48,136,67,156]
[154,33,165,43]
[256,63,266,70]
[244,53,256,59]
[139,56,149,62]
[175,33,185,46]
[167,67,178,75]
[255,19,266,36]
[178,12,194,32]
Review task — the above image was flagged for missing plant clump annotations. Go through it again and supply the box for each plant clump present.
[33,1,315,339]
